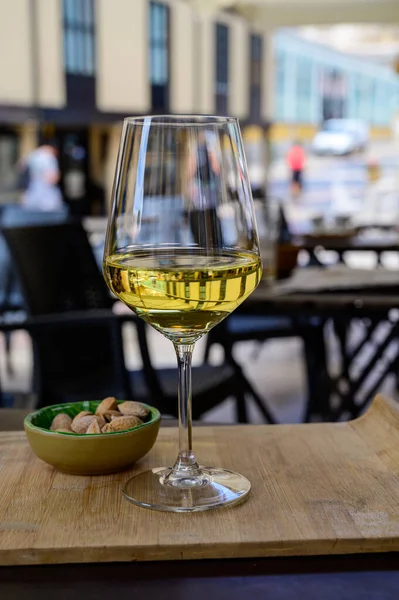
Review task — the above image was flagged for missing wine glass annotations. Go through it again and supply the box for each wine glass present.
[103,115,262,512]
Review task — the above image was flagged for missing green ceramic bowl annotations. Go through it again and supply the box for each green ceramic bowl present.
[24,400,161,475]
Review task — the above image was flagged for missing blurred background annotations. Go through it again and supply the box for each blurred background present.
[0,0,399,424]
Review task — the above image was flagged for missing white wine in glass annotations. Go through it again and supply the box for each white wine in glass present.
[103,116,262,511]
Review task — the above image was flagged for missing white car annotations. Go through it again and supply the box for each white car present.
[312,119,369,156]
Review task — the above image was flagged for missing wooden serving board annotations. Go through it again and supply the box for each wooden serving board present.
[1,394,399,566]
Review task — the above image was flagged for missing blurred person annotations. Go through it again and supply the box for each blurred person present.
[21,140,64,211]
[286,141,306,197]
[187,131,222,246]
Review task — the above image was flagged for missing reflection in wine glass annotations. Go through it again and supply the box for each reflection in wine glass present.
[103,116,262,512]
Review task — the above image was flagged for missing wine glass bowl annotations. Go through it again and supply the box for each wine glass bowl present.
[105,246,261,344]
[103,115,262,511]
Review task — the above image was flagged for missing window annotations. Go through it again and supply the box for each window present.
[296,58,312,121]
[321,69,346,120]
[353,76,362,119]
[0,132,18,192]
[63,0,95,76]
[249,34,262,120]
[353,75,371,121]
[274,49,286,120]
[372,81,382,124]
[370,82,378,124]
[216,24,229,114]
[149,2,169,112]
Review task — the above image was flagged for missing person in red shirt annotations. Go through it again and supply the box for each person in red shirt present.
[286,141,306,196]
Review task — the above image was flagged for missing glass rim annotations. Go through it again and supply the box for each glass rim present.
[123,114,239,127]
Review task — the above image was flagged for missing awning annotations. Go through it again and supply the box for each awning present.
[186,0,399,27]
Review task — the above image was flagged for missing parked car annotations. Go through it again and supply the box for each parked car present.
[312,119,369,156]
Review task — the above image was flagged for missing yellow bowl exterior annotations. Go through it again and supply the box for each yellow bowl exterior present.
[24,401,161,475]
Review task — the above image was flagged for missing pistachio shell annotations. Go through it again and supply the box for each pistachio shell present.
[118,401,149,419]
[95,397,118,416]
[102,416,142,433]
[103,410,122,422]
[50,413,72,432]
[71,411,93,429]
[86,419,101,434]
[71,415,105,434]
[74,410,93,420]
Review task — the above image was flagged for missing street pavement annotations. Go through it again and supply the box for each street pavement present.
[268,140,399,233]
[2,140,399,423]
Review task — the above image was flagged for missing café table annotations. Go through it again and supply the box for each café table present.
[294,231,399,265]
[238,265,399,421]
[1,265,398,420]
[1,554,399,599]
[2,398,399,599]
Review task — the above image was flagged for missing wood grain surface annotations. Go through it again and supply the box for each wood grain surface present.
[1,394,399,566]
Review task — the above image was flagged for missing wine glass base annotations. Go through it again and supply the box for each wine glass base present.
[122,466,251,512]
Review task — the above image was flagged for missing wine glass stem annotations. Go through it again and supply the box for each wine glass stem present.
[172,343,199,476]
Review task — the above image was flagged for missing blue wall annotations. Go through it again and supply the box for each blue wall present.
[273,30,399,126]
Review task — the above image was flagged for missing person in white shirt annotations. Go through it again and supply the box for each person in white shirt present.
[22,142,64,212]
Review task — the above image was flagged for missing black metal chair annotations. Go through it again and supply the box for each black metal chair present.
[3,221,251,421]
[203,312,329,423]
[3,220,130,407]
[0,205,69,377]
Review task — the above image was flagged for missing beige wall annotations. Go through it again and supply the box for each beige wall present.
[96,0,149,113]
[170,0,195,113]
[212,11,251,117]
[36,0,65,108]
[262,32,274,121]
[229,16,249,118]
[240,2,399,27]
[0,0,273,121]
[0,0,33,105]
[89,126,106,185]
[195,14,215,113]
[105,124,123,212]
[18,121,39,158]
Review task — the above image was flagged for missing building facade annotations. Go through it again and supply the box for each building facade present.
[273,29,399,144]
[0,0,398,211]
[0,0,273,209]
